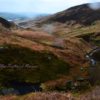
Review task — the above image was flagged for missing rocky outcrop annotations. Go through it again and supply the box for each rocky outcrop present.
[0,17,12,28]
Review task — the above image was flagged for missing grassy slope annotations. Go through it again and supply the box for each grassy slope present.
[0,23,93,91]
[0,20,99,95]
[53,21,100,46]
[0,44,70,87]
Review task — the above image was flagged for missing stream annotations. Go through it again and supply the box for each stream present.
[86,47,100,84]
[86,47,100,66]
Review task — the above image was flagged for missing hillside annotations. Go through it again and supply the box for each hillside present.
[36,2,100,26]
[17,2,100,29]
[0,17,92,93]
[0,2,99,97]
[16,3,100,48]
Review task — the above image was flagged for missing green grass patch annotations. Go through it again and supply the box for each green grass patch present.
[0,44,70,86]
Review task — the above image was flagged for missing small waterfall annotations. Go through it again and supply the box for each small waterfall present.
[86,54,96,66]
[87,47,100,84]
[86,47,100,66]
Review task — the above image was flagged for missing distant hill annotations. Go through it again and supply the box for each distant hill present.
[0,12,28,21]
[0,12,49,22]
[35,2,100,26]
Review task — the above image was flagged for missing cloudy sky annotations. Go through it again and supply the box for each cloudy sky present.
[0,0,100,13]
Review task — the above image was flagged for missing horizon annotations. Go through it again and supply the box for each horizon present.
[0,0,100,14]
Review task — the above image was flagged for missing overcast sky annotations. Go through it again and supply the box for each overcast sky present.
[0,0,100,13]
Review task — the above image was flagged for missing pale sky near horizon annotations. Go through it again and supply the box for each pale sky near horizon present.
[0,0,100,14]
